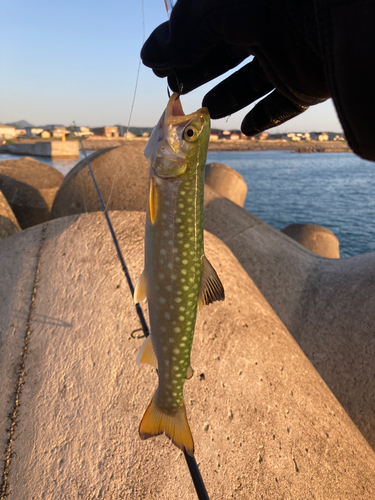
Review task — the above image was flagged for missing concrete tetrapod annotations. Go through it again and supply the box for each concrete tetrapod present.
[0,157,64,229]
[205,163,248,207]
[281,223,340,259]
[0,190,20,240]
[0,211,374,499]
[204,191,375,450]
[51,143,149,219]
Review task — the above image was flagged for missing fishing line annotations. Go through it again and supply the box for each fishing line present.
[104,0,145,212]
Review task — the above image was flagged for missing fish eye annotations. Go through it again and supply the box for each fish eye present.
[183,125,199,142]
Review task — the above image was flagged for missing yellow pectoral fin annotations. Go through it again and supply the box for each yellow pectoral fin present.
[134,270,148,304]
[198,256,225,309]
[148,177,157,224]
[139,394,194,456]
[136,335,158,368]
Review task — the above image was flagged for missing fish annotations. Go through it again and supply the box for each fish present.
[134,92,224,456]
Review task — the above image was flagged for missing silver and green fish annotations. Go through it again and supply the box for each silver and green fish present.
[134,92,224,456]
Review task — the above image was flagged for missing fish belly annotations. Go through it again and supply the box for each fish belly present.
[145,170,204,411]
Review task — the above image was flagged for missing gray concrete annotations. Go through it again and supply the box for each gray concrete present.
[0,224,43,480]
[0,157,64,229]
[51,144,149,219]
[205,162,248,207]
[204,192,375,449]
[1,141,79,158]
[0,190,20,240]
[0,211,374,498]
[281,223,340,258]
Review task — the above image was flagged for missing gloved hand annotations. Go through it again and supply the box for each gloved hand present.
[141,0,330,136]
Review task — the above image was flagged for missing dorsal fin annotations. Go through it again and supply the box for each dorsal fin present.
[198,256,225,310]
[136,335,158,368]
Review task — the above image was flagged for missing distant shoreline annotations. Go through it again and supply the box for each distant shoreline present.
[2,137,352,154]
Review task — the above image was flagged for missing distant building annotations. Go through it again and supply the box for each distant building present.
[45,126,70,138]
[0,124,16,140]
[39,130,51,138]
[92,126,119,138]
[124,131,136,140]
[15,129,26,137]
[71,126,94,138]
[25,127,44,137]
[230,133,240,140]
[318,132,329,141]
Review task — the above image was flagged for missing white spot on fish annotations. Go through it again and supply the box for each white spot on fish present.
[183,286,189,291]
[182,259,188,265]
[160,249,166,255]
[173,348,180,354]
[173,366,179,371]
[159,297,166,304]
[179,316,185,321]
[179,306,185,312]
[163,231,169,237]
[175,297,182,303]
[166,285,172,291]
[159,273,165,279]
[169,337,175,343]
[174,326,181,333]
[165,312,171,319]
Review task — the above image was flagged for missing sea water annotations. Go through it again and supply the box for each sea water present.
[207,150,375,258]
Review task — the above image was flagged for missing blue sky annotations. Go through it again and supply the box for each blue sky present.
[0,0,342,132]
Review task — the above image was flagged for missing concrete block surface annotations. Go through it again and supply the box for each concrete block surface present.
[281,223,340,258]
[0,211,374,499]
[0,157,64,229]
[0,190,20,240]
[204,196,375,449]
[205,163,248,207]
[51,144,149,219]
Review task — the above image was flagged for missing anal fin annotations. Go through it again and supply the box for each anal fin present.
[136,335,158,369]
[198,256,225,310]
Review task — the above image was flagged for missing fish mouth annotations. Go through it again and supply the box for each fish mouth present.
[165,92,185,120]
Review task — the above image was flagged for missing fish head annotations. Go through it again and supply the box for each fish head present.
[144,92,210,179]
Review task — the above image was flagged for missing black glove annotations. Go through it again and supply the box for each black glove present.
[141,0,329,137]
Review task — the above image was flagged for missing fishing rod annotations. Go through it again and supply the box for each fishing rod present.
[75,132,210,500]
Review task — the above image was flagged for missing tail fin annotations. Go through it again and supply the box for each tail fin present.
[139,395,194,456]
